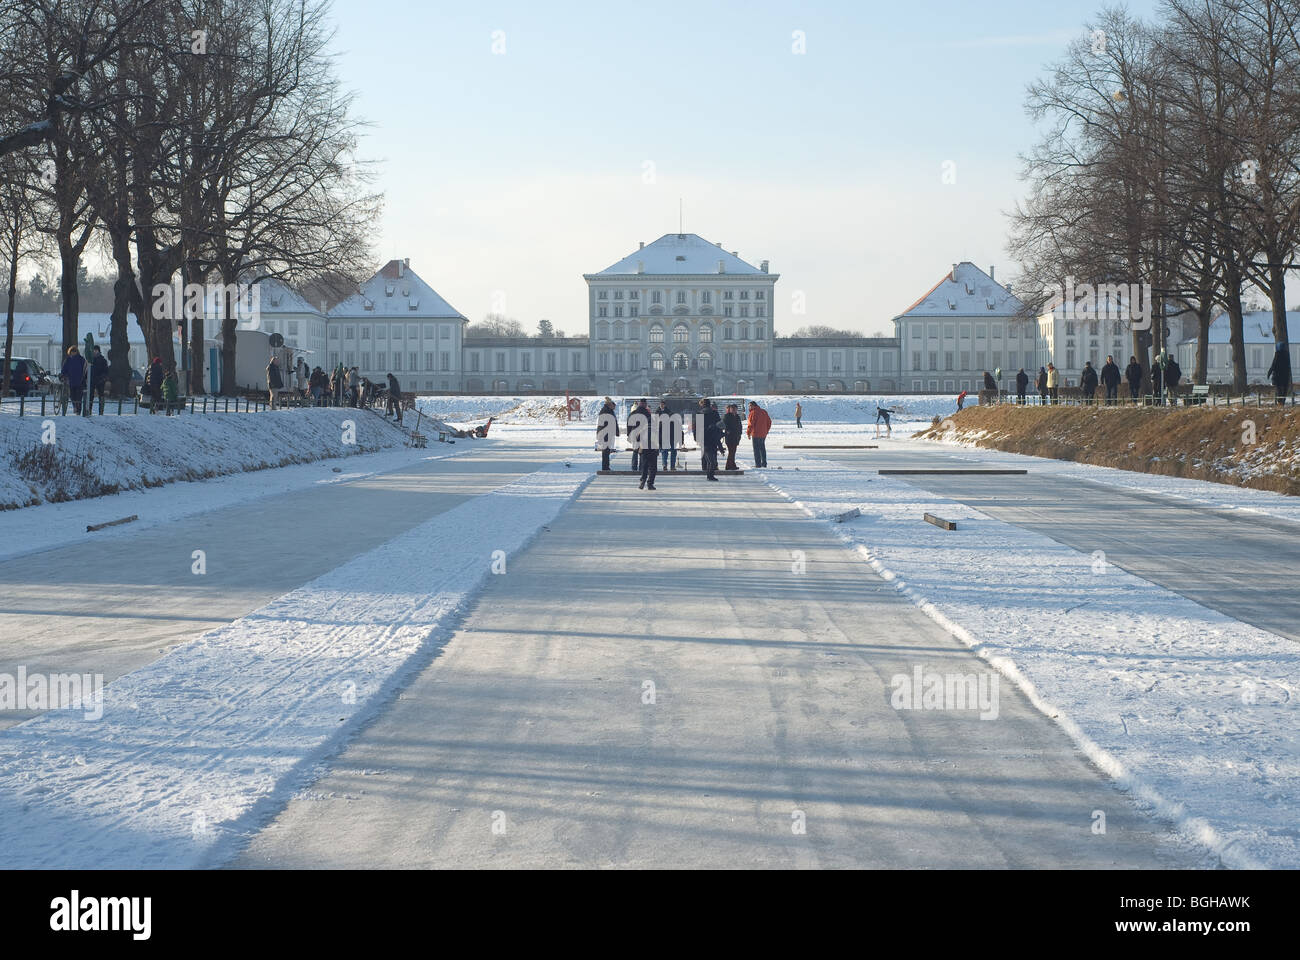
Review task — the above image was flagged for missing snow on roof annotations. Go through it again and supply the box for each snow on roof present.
[896,262,1023,318]
[329,260,467,320]
[590,234,768,277]
[255,278,321,315]
[9,312,147,343]
[1191,311,1294,345]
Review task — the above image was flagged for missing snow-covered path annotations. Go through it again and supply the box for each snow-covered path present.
[233,467,1199,869]
[0,440,569,730]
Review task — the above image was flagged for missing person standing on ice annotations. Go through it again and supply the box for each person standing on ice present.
[385,372,403,424]
[746,400,771,468]
[1015,368,1028,404]
[628,398,657,490]
[1267,343,1292,405]
[656,398,678,471]
[875,405,893,436]
[698,397,722,480]
[596,397,618,472]
[626,401,642,474]
[1080,360,1099,404]
[1125,356,1143,401]
[1046,363,1059,403]
[795,401,803,428]
[1036,366,1048,403]
[722,403,742,470]
[59,345,87,415]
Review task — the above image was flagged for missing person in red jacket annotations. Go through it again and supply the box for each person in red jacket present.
[746,401,771,468]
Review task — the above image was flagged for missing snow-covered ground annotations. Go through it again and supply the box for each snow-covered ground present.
[0,407,414,511]
[758,457,1300,869]
[0,462,592,869]
[417,393,966,428]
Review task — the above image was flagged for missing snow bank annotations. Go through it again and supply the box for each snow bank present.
[0,463,593,868]
[418,393,969,427]
[0,408,410,511]
[761,459,1299,869]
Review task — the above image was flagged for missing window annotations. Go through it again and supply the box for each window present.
[329,327,339,340]
[598,290,608,299]
[629,304,639,317]
[423,325,434,338]
[676,291,686,304]
[521,354,531,372]
[289,321,299,337]
[344,326,355,339]
[572,354,582,371]
[361,352,370,369]
[702,291,711,304]
[699,324,713,342]
[928,323,939,338]
[598,307,608,318]
[911,325,921,339]
[376,352,386,368]
[614,290,623,300]
[740,353,750,371]
[628,323,639,340]
[345,352,354,367]
[497,353,506,372]
[756,306,765,318]
[673,352,688,370]
[698,351,712,370]
[546,353,556,372]
[629,290,639,300]
[960,351,970,370]
[598,353,607,371]
[425,352,435,371]
[614,306,623,318]
[408,352,417,371]
[740,324,750,339]
[651,353,664,371]
[613,352,623,371]
[650,325,664,343]
[945,352,954,370]
[377,325,387,340]
[673,325,689,343]
[928,351,938,370]
[740,306,750,318]
[975,351,985,369]
[912,351,922,371]
[756,290,765,300]
[976,325,987,339]
[723,291,734,300]
[440,325,450,339]
[470,354,480,372]
[651,291,661,304]
[614,321,625,340]
[597,322,609,339]
[756,353,765,371]
[806,352,816,370]
[831,352,842,372]
[723,306,734,318]
[392,353,401,371]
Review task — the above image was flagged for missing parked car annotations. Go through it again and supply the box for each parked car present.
[4,357,53,396]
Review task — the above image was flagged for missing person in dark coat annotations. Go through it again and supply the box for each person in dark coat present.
[1080,361,1099,403]
[60,345,87,414]
[385,372,403,424]
[656,399,678,471]
[983,370,996,392]
[12,358,31,397]
[1015,368,1029,403]
[628,398,657,489]
[1166,358,1182,401]
[146,356,164,413]
[626,403,641,474]
[1151,360,1164,405]
[89,346,109,414]
[1267,343,1292,405]
[597,397,618,471]
[267,355,284,408]
[1100,355,1121,404]
[1036,366,1048,403]
[1125,356,1143,401]
[698,397,722,481]
[722,403,742,470]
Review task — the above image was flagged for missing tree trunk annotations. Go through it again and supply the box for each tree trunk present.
[108,225,140,396]
[1,217,17,397]
[1194,299,1212,385]
[58,236,80,357]
[1268,261,1290,351]
[220,267,239,396]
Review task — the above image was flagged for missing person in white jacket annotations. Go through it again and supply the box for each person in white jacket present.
[1046,363,1060,403]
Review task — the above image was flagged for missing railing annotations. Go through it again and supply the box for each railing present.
[979,390,1296,408]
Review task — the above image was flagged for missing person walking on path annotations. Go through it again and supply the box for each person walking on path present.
[60,345,87,415]
[746,400,771,468]
[629,398,658,489]
[1080,360,1099,404]
[723,403,742,470]
[656,399,679,471]
[795,401,803,429]
[1125,356,1143,401]
[146,356,164,413]
[161,362,179,415]
[1015,368,1028,404]
[1166,357,1183,402]
[1268,343,1292,405]
[88,346,109,414]
[1101,355,1121,404]
[698,397,722,480]
[385,372,404,424]
[1036,366,1048,404]
[597,396,618,471]
[1046,363,1060,403]
[267,355,284,409]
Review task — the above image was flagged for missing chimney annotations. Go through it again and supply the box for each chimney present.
[639,241,644,250]
[760,260,769,274]
[636,260,644,274]
[717,259,725,274]
[989,265,995,281]
[396,260,404,278]
[952,263,959,280]
[731,251,738,257]
[716,241,722,248]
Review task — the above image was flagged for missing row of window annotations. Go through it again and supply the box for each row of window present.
[326,351,453,372]
[595,351,768,372]
[596,304,766,319]
[596,321,767,341]
[328,324,454,342]
[912,352,1038,372]
[596,289,766,302]
[465,352,583,373]
[910,322,1034,341]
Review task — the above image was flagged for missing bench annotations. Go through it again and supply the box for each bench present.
[1187,384,1210,406]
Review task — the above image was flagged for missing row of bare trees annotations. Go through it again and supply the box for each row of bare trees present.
[0,0,380,397]
[1010,0,1300,390]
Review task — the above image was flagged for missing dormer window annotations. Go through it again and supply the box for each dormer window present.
[385,284,395,297]
[947,298,957,310]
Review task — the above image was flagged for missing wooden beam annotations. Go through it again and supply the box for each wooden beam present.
[924,513,957,531]
[87,515,138,532]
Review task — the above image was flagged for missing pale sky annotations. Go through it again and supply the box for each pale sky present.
[329,0,1161,336]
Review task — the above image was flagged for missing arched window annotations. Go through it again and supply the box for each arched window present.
[699,324,713,342]
[756,324,765,339]
[613,321,625,340]
[673,324,689,343]
[649,324,665,343]
[673,352,689,370]
[698,351,713,371]
[650,352,665,372]
[597,322,609,340]
[723,323,734,340]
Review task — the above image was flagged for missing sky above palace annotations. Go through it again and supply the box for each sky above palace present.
[330,0,1162,336]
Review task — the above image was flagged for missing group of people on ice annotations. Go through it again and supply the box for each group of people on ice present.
[265,356,406,421]
[595,397,772,489]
